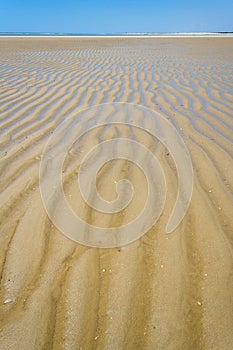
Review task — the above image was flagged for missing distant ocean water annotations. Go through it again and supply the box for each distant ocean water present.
[0,32,233,37]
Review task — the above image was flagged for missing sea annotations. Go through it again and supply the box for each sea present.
[0,32,233,37]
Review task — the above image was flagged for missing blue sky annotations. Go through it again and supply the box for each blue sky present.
[0,0,232,33]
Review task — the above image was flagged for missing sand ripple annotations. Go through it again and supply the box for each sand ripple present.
[0,37,233,349]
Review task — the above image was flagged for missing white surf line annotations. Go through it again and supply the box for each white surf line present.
[0,35,233,38]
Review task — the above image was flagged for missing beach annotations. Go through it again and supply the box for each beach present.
[0,37,233,349]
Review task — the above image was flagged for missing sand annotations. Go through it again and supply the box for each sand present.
[0,37,233,349]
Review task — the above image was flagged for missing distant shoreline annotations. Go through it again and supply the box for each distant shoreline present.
[1,35,233,38]
[0,32,233,38]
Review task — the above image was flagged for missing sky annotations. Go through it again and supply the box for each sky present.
[0,0,232,33]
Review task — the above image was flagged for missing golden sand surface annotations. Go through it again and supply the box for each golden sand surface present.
[0,37,233,349]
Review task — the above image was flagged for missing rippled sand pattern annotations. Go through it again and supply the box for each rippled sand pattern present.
[0,38,233,349]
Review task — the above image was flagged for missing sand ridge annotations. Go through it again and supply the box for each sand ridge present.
[0,38,233,349]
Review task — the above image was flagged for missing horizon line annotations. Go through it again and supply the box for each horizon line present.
[0,31,233,35]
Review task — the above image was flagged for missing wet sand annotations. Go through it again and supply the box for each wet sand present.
[0,37,233,349]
